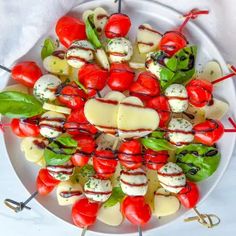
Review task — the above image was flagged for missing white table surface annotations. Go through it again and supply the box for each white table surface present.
[0,0,236,235]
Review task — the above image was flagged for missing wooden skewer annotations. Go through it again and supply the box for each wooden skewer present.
[138,225,143,236]
[81,227,87,236]
[0,65,11,73]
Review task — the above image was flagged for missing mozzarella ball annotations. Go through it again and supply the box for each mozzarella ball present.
[120,168,148,196]
[165,84,188,113]
[167,118,194,146]
[39,111,66,138]
[66,40,94,68]
[33,74,61,101]
[47,161,74,181]
[84,177,112,202]
[107,37,133,63]
[157,162,186,193]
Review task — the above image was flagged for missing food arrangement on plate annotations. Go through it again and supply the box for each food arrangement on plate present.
[1,0,236,234]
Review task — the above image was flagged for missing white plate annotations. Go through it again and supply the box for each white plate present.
[1,0,236,234]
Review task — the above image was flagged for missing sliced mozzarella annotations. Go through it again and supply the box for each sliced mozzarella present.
[153,188,180,217]
[69,67,79,81]
[95,48,110,70]
[94,7,109,34]
[39,111,66,138]
[120,168,148,196]
[36,158,46,167]
[43,102,71,115]
[84,177,112,202]
[21,137,48,163]
[165,84,188,113]
[104,91,126,102]
[98,202,123,226]
[167,118,194,146]
[157,162,186,193]
[3,84,29,94]
[33,74,61,101]
[200,61,222,83]
[43,55,69,75]
[96,133,120,150]
[129,61,145,69]
[137,24,162,54]
[66,40,94,68]
[204,98,229,120]
[107,37,133,63]
[56,181,82,206]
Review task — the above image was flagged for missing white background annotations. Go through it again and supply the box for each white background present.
[0,0,236,235]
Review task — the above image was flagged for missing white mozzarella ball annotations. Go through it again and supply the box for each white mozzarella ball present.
[107,37,133,63]
[120,168,148,196]
[165,84,188,113]
[157,162,186,193]
[39,111,66,138]
[167,118,194,146]
[84,177,112,202]
[66,40,94,68]
[33,74,61,101]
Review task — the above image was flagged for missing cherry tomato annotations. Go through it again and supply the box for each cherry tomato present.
[193,119,224,146]
[104,13,131,38]
[118,140,142,170]
[159,31,187,56]
[55,16,86,48]
[144,149,169,170]
[11,118,40,137]
[71,133,96,167]
[36,176,55,195]
[72,198,100,228]
[11,61,42,87]
[93,150,117,179]
[79,64,109,95]
[57,82,87,109]
[146,95,171,128]
[130,72,160,101]
[121,196,151,226]
[64,108,98,136]
[177,182,200,208]
[108,63,135,92]
[38,168,60,187]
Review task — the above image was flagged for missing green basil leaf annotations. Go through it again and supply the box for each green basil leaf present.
[44,135,78,166]
[103,186,125,208]
[41,37,57,60]
[160,46,197,90]
[85,16,102,49]
[150,131,165,139]
[176,144,220,182]
[0,91,43,118]
[79,164,95,178]
[141,137,175,151]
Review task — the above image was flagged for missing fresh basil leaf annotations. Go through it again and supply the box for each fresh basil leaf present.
[151,131,165,139]
[176,144,220,182]
[79,164,95,178]
[85,16,102,49]
[0,91,43,118]
[141,137,175,151]
[41,37,57,60]
[44,135,78,166]
[160,46,197,90]
[103,186,125,208]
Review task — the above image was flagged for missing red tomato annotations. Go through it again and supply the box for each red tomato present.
[57,82,87,109]
[38,169,60,187]
[108,63,135,92]
[159,31,187,56]
[79,64,109,94]
[144,149,169,170]
[93,150,117,179]
[146,95,171,128]
[130,72,160,101]
[11,61,42,87]
[104,13,131,38]
[193,119,224,146]
[64,108,98,136]
[121,196,151,226]
[118,140,142,170]
[71,133,96,167]
[186,79,213,108]
[55,16,86,48]
[11,118,40,137]
[72,198,100,228]
[36,176,55,196]
[177,182,200,208]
